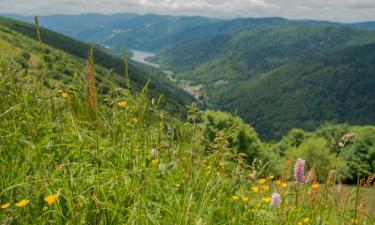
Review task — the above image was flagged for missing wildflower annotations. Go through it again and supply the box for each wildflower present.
[151,159,159,166]
[275,180,282,185]
[251,186,259,193]
[262,185,270,191]
[44,194,58,205]
[262,197,272,203]
[303,217,310,223]
[298,223,303,225]
[207,165,212,170]
[271,193,281,207]
[258,179,267,184]
[1,203,10,209]
[231,195,240,201]
[132,117,139,123]
[218,161,224,167]
[294,159,305,183]
[311,182,320,190]
[216,172,221,176]
[61,92,69,98]
[249,170,256,179]
[242,197,249,203]
[176,183,181,188]
[117,100,128,108]
[281,183,288,188]
[268,175,275,180]
[351,219,359,224]
[15,199,30,207]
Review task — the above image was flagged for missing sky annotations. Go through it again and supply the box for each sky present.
[1,0,375,22]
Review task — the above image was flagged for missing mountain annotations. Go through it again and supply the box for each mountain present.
[3,13,217,54]
[3,13,375,57]
[4,13,375,139]
[0,16,194,112]
[154,24,375,139]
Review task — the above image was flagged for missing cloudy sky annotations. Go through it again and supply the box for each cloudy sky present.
[1,0,375,22]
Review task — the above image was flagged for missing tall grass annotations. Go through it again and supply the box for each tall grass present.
[0,23,374,225]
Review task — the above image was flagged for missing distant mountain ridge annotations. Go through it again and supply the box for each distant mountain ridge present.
[2,13,375,55]
[2,13,375,140]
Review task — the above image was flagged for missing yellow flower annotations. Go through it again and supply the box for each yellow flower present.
[303,217,310,223]
[351,219,359,224]
[311,182,320,190]
[298,223,303,225]
[159,122,164,130]
[262,185,270,191]
[216,172,221,176]
[1,203,10,209]
[44,194,58,205]
[218,161,224,167]
[251,186,259,193]
[15,199,30,207]
[242,197,249,203]
[132,117,139,123]
[268,175,275,180]
[232,195,240,201]
[117,101,128,108]
[61,92,69,98]
[151,159,159,166]
[176,183,181,188]
[275,180,281,185]
[281,183,288,188]
[262,197,272,203]
[207,165,212,170]
[258,179,267,184]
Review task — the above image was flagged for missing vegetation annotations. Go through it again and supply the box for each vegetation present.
[0,16,374,224]
[154,24,375,140]
[0,16,194,113]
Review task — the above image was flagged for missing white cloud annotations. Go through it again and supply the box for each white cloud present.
[0,0,375,22]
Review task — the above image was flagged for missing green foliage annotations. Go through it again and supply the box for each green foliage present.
[155,24,375,140]
[341,126,375,180]
[0,16,194,114]
[281,137,349,181]
[200,110,264,162]
[0,15,375,224]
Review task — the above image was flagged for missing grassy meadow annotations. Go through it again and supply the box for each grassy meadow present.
[0,19,374,225]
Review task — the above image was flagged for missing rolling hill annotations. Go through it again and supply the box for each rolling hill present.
[0,16,194,112]
[154,24,375,139]
[4,13,375,140]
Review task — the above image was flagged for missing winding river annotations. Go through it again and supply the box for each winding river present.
[130,50,160,68]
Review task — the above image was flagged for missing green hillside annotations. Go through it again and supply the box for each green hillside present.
[225,44,375,139]
[0,15,375,224]
[0,16,194,112]
[154,24,375,139]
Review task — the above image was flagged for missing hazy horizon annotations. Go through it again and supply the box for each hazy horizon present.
[1,0,375,23]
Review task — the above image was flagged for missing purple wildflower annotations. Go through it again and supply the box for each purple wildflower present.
[294,159,305,183]
[271,193,281,207]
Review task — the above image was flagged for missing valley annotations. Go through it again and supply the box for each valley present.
[0,9,374,224]
[130,49,160,68]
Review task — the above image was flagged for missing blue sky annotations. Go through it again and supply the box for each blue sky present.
[1,0,375,22]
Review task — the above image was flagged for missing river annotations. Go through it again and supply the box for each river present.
[130,50,160,68]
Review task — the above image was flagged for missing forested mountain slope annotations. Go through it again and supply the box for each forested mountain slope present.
[0,16,194,112]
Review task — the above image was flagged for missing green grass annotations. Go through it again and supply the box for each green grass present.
[0,41,374,225]
[0,17,374,225]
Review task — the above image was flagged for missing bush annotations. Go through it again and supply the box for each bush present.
[200,110,264,162]
[279,137,349,181]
